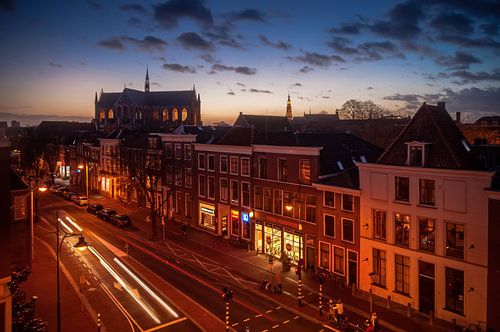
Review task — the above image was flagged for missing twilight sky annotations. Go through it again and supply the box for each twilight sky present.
[0,0,499,124]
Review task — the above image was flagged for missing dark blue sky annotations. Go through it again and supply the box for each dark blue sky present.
[0,0,499,123]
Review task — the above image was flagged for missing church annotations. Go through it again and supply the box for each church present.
[94,69,202,131]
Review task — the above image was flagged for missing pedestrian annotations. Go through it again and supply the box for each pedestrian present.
[181,223,187,235]
[365,312,379,332]
[275,273,282,294]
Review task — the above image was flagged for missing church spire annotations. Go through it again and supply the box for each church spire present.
[94,91,98,104]
[145,66,150,92]
[286,93,292,120]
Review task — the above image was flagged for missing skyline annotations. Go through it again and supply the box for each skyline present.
[1,0,499,124]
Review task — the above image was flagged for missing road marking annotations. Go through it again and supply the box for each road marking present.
[243,318,250,322]
[261,330,268,332]
[255,314,262,318]
[265,309,273,313]
[144,317,188,332]
[275,306,281,309]
[272,324,280,329]
[232,323,239,327]
[283,320,290,324]
[293,316,299,320]
[322,324,341,332]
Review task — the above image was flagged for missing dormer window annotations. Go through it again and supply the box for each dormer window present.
[406,142,430,167]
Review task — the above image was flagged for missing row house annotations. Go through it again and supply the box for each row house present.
[358,103,497,328]
[98,130,124,199]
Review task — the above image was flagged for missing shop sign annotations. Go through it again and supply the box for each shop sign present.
[201,206,215,214]
[286,243,292,251]
[266,236,272,244]
[231,210,239,218]
[241,212,249,223]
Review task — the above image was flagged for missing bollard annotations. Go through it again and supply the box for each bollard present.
[386,295,391,310]
[97,313,101,332]
[429,310,434,326]
[369,288,373,313]
[319,284,323,315]
[298,278,303,306]
[225,300,230,332]
[351,283,355,296]
[406,303,412,318]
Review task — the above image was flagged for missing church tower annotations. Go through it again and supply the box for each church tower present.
[145,67,150,92]
[286,93,292,120]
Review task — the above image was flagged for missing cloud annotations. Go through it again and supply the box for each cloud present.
[328,22,362,35]
[210,64,257,75]
[249,88,272,94]
[97,37,125,50]
[447,69,500,84]
[87,0,102,10]
[429,13,474,35]
[480,23,498,36]
[442,86,500,114]
[227,91,235,95]
[435,51,481,70]
[48,62,63,68]
[0,0,15,11]
[236,82,246,87]
[151,82,162,87]
[153,0,213,29]
[367,86,374,90]
[292,83,302,87]
[436,34,500,49]
[162,63,196,73]
[0,104,30,110]
[123,35,167,51]
[327,37,359,55]
[322,96,330,99]
[206,23,244,49]
[299,66,314,73]
[119,3,147,14]
[288,51,345,68]
[128,17,143,26]
[227,8,267,22]
[201,53,217,63]
[258,35,292,51]
[176,32,213,51]
[369,1,422,40]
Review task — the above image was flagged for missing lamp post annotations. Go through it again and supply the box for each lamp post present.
[56,211,89,332]
[77,162,89,200]
[285,195,304,307]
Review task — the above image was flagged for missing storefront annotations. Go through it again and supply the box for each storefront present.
[199,202,216,231]
[284,228,303,264]
[230,210,239,236]
[259,222,303,263]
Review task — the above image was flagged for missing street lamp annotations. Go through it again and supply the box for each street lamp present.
[78,163,89,202]
[285,195,304,307]
[56,211,89,332]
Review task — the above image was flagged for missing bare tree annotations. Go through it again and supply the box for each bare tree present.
[339,99,388,120]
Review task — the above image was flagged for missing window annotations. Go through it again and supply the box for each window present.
[419,218,435,252]
[220,178,228,202]
[324,191,334,207]
[175,168,182,186]
[198,153,206,170]
[208,176,215,199]
[263,188,273,212]
[373,248,386,287]
[175,144,182,159]
[241,158,250,176]
[395,254,410,295]
[283,191,293,218]
[445,267,464,314]
[320,242,330,269]
[258,157,267,179]
[207,154,215,171]
[230,156,238,174]
[254,186,263,210]
[334,247,345,275]
[419,179,435,206]
[175,192,182,215]
[278,158,287,182]
[305,195,316,223]
[273,190,282,215]
[241,182,250,207]
[342,194,353,212]
[220,155,228,173]
[299,159,311,184]
[446,222,464,259]
[324,215,335,238]
[198,175,206,197]
[14,196,26,220]
[395,213,410,247]
[184,144,192,160]
[342,219,354,243]
[165,143,173,159]
[395,176,409,202]
[409,145,423,166]
[230,180,239,204]
[185,168,192,188]
[185,193,191,217]
[373,209,386,241]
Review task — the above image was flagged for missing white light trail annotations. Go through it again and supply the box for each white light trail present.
[88,246,161,324]
[58,218,73,234]
[65,216,83,232]
[114,258,179,318]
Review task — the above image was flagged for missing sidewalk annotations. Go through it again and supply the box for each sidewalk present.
[21,232,97,332]
[78,190,454,331]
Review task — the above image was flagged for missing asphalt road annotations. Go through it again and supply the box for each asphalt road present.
[40,192,327,332]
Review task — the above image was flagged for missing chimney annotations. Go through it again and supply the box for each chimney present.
[456,112,461,123]
[437,102,446,109]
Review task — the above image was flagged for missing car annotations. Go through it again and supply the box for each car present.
[112,215,132,228]
[67,192,78,201]
[57,187,69,196]
[96,208,117,221]
[49,185,61,193]
[87,204,103,214]
[75,196,88,206]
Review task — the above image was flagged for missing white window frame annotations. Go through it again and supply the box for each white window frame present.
[341,218,355,244]
[319,240,331,271]
[341,193,354,212]
[198,153,205,170]
[207,154,215,172]
[220,155,228,173]
[230,179,239,204]
[207,176,215,200]
[332,245,346,276]
[198,174,206,197]
[241,181,250,208]
[230,156,239,175]
[323,191,335,208]
[323,214,335,239]
[240,157,250,177]
[220,178,228,203]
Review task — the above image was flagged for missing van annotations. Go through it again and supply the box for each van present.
[75,196,88,206]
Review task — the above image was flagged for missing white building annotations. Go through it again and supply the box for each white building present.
[358,102,494,327]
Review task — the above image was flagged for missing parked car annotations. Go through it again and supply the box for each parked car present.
[67,192,78,201]
[75,196,88,206]
[96,209,117,221]
[87,204,103,214]
[112,215,132,228]
[49,185,61,193]
[57,187,69,196]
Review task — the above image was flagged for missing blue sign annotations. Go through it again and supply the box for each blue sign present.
[241,212,249,223]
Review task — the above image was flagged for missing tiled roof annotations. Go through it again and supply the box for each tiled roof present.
[378,103,483,170]
[233,113,294,132]
[173,125,231,144]
[96,88,196,108]
[217,126,255,146]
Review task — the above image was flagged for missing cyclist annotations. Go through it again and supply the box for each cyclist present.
[331,298,344,325]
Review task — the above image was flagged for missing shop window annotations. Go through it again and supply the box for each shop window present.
[254,186,263,210]
[324,215,335,238]
[284,229,302,263]
[324,191,334,207]
[395,213,410,247]
[14,195,26,220]
[305,195,316,223]
[230,156,238,175]
[242,217,251,240]
[445,267,464,314]
[278,158,287,182]
[373,248,386,287]
[419,218,435,252]
[241,157,250,176]
[299,159,311,184]
[184,145,192,160]
[230,180,239,204]
[342,218,354,243]
[342,194,354,212]
[273,189,282,215]
[241,182,250,207]
[231,211,239,236]
[220,178,228,202]
[419,179,435,206]
[373,209,386,241]
[334,246,345,275]
[263,188,273,212]
[207,155,215,171]
[395,176,409,202]
[259,157,268,179]
[395,254,410,295]
[220,155,228,173]
[185,168,192,188]
[446,222,464,259]
[198,153,206,170]
[320,242,330,269]
[200,204,216,230]
[198,175,206,197]
[208,176,215,199]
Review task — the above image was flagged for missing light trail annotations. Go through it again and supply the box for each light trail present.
[114,258,179,318]
[65,216,83,232]
[88,246,161,324]
[58,218,73,233]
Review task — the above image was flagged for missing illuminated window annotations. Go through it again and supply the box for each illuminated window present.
[162,109,169,121]
[181,108,188,121]
[99,110,105,121]
[108,109,114,119]
[172,108,179,121]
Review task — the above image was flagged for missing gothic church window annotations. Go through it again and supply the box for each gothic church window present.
[108,109,114,119]
[182,108,188,122]
[172,108,179,121]
[162,109,169,121]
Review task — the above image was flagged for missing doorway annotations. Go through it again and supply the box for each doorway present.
[347,250,358,286]
[418,261,435,314]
